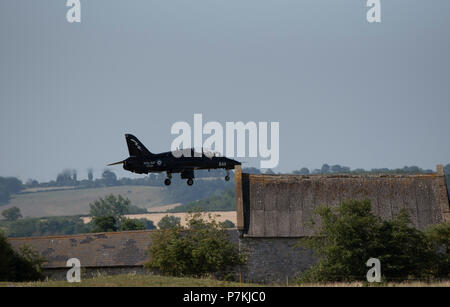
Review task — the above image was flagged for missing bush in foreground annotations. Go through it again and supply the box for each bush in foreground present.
[296,199,448,283]
[0,232,45,281]
[145,211,245,277]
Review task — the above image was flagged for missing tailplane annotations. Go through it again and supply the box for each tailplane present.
[125,134,153,157]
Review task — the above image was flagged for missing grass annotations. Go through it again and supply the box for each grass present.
[0,273,261,287]
[0,186,170,218]
[296,281,450,287]
[1,274,447,287]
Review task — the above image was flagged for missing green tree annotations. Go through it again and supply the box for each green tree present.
[321,164,330,173]
[146,212,245,277]
[425,222,450,277]
[120,218,145,231]
[0,232,44,281]
[2,207,22,221]
[88,194,147,233]
[157,215,181,230]
[0,177,23,194]
[91,216,118,233]
[296,199,438,283]
[89,194,131,220]
[87,168,94,181]
[139,218,156,230]
[102,170,117,186]
[17,244,46,277]
[56,169,76,186]
[0,177,23,204]
[293,167,310,175]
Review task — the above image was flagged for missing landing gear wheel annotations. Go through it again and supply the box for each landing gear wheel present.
[164,178,171,186]
[225,175,230,181]
[187,178,194,186]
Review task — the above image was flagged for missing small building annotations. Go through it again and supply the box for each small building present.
[8,230,155,279]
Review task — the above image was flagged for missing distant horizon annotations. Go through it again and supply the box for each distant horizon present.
[5,162,443,184]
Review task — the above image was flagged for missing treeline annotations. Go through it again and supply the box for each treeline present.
[18,164,444,192]
[2,216,92,237]
[291,164,435,175]
[24,168,231,190]
[1,195,153,237]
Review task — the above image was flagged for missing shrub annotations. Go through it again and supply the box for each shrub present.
[89,194,132,220]
[1,207,22,221]
[145,211,245,277]
[157,215,181,230]
[88,194,147,232]
[296,199,441,283]
[91,216,118,233]
[120,218,145,231]
[425,222,450,278]
[0,232,44,281]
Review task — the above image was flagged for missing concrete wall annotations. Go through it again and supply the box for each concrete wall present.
[235,165,450,237]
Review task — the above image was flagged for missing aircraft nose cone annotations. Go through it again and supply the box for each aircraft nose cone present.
[228,158,241,165]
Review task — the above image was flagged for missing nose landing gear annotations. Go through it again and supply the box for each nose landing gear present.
[187,178,194,186]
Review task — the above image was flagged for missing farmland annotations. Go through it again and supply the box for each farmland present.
[0,186,170,218]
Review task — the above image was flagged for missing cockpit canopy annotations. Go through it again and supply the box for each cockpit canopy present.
[203,149,222,158]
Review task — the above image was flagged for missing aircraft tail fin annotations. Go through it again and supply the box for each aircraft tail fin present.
[125,134,153,157]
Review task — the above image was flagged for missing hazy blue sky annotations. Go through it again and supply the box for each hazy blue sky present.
[1,0,450,182]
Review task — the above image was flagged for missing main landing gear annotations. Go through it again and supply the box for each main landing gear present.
[181,170,195,186]
[164,172,172,186]
[225,170,230,181]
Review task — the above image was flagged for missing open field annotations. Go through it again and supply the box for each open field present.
[81,211,237,227]
[22,186,77,193]
[1,274,448,287]
[0,186,169,218]
[146,203,182,212]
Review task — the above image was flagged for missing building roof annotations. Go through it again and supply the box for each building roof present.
[8,230,154,269]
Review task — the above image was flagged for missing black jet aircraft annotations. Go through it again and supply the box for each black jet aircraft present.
[108,134,241,186]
